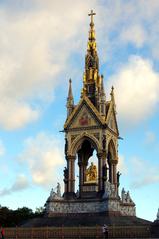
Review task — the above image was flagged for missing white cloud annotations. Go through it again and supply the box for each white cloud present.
[106,56,159,126]
[12,174,29,191]
[19,132,65,187]
[0,0,159,130]
[120,25,146,48]
[144,131,156,144]
[0,0,97,130]
[130,157,159,188]
[0,99,39,130]
[0,174,29,196]
[118,154,127,174]
[0,139,5,156]
[95,1,159,62]
[132,175,159,188]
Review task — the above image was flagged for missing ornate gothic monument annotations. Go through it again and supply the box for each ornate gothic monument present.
[22,12,156,237]
[45,10,136,217]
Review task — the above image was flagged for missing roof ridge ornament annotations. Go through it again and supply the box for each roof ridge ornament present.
[88,10,96,26]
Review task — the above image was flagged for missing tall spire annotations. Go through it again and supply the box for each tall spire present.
[87,10,97,52]
[85,10,99,71]
[67,79,74,117]
[82,10,100,106]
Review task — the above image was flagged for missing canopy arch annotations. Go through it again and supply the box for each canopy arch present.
[70,133,100,157]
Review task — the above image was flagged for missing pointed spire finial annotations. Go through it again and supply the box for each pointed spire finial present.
[99,74,106,115]
[110,85,116,113]
[101,75,104,91]
[100,74,106,98]
[83,10,99,106]
[87,10,96,45]
[88,10,96,26]
[110,85,114,99]
[68,78,73,100]
[67,78,74,116]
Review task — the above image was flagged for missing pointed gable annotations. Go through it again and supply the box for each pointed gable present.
[106,101,119,135]
[64,95,106,130]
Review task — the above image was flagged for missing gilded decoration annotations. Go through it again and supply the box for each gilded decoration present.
[79,111,91,126]
[86,162,97,182]
[68,104,101,129]
[64,96,105,130]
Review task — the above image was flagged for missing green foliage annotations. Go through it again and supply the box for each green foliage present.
[0,205,44,227]
[35,206,44,216]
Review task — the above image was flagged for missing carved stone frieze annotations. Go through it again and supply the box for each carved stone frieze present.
[93,132,100,141]
[71,135,78,143]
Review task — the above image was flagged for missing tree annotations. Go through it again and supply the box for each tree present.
[35,206,45,216]
[0,205,44,226]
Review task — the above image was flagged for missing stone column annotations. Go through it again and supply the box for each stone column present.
[78,164,82,197]
[78,153,83,197]
[67,155,76,196]
[108,162,112,183]
[113,160,118,190]
[79,164,87,195]
[78,152,87,197]
[63,166,69,194]
[97,153,103,192]
[101,151,107,191]
[109,159,117,187]
[102,151,107,166]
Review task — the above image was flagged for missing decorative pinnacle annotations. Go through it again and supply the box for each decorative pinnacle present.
[68,78,73,101]
[88,10,96,26]
[87,10,97,50]
[111,85,116,112]
[101,75,105,93]
[110,86,114,98]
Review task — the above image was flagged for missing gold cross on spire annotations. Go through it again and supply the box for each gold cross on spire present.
[88,10,96,24]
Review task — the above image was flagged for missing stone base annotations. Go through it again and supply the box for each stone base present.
[151,220,159,238]
[63,192,76,200]
[45,197,135,217]
[21,214,151,228]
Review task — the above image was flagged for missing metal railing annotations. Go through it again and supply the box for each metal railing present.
[4,225,151,238]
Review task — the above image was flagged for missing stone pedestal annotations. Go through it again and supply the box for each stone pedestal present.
[45,197,135,216]
[45,181,136,217]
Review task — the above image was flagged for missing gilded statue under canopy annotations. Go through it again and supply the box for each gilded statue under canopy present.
[86,162,97,182]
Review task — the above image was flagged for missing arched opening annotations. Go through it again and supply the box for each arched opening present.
[75,137,99,198]
[87,150,98,182]
[63,135,102,199]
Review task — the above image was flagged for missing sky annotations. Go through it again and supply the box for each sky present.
[0,0,159,222]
